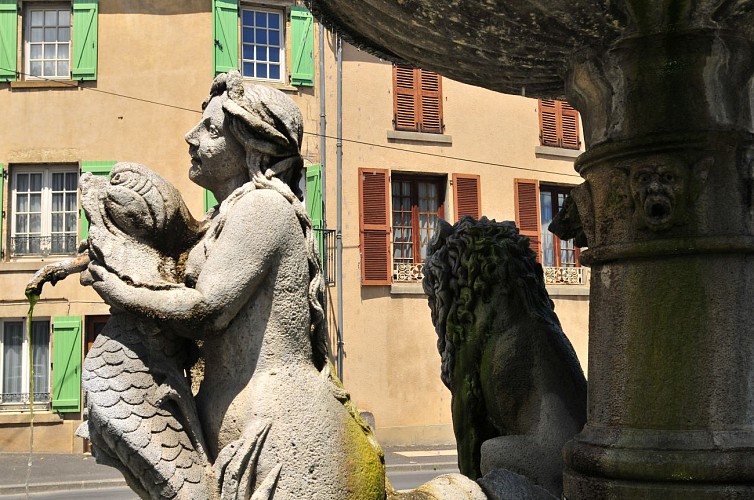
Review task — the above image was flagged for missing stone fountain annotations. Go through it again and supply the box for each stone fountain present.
[306,1,754,498]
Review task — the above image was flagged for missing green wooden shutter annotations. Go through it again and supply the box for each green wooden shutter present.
[306,164,324,265]
[52,316,82,413]
[213,0,238,75]
[204,189,218,212]
[0,163,4,258]
[290,7,314,86]
[80,161,114,240]
[0,0,17,82]
[71,0,98,81]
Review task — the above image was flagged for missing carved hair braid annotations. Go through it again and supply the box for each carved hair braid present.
[206,71,330,371]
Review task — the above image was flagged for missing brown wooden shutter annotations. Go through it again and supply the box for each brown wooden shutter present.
[393,65,418,132]
[359,168,391,285]
[419,70,443,133]
[539,99,559,147]
[560,101,580,149]
[514,178,542,262]
[453,173,481,221]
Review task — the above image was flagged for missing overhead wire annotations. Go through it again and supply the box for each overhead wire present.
[1,68,582,179]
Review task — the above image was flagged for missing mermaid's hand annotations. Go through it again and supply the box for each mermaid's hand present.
[214,420,281,500]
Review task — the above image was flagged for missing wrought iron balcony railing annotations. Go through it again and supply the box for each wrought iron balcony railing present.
[10,235,77,257]
[393,262,424,282]
[0,392,52,411]
[543,266,590,285]
[313,228,336,285]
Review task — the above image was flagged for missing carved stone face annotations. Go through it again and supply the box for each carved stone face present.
[628,155,688,231]
[184,94,247,192]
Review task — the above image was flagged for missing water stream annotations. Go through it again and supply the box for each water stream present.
[24,290,39,498]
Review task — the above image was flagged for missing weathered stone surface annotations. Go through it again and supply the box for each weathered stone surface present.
[477,469,556,500]
[37,71,387,499]
[423,217,586,497]
[388,473,487,499]
[306,1,754,100]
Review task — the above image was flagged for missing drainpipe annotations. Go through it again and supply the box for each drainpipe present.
[335,35,344,381]
[318,22,327,228]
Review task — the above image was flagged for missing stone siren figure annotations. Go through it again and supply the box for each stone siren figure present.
[30,71,385,500]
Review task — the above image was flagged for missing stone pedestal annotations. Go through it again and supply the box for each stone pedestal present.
[562,30,754,498]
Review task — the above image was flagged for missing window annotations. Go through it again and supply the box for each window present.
[1,320,50,408]
[391,175,445,281]
[213,1,314,86]
[539,99,580,150]
[393,64,444,134]
[359,169,480,285]
[515,179,585,285]
[24,4,71,79]
[10,166,79,257]
[0,0,98,82]
[240,7,284,82]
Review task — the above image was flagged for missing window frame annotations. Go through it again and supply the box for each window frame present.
[239,3,286,84]
[392,64,444,134]
[23,2,72,80]
[539,183,580,268]
[0,318,51,410]
[538,99,580,150]
[390,173,446,282]
[10,164,79,258]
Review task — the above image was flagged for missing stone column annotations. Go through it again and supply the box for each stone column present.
[562,30,754,498]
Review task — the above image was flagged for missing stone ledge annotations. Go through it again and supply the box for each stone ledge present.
[535,145,582,159]
[546,285,590,296]
[390,282,426,295]
[10,80,80,90]
[0,412,63,425]
[387,130,453,144]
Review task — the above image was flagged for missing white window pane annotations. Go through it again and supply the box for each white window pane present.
[30,61,42,76]
[44,44,56,60]
[58,44,69,59]
[16,214,28,233]
[44,27,56,42]
[57,61,69,77]
[30,44,42,59]
[30,173,42,191]
[59,27,69,43]
[17,194,28,212]
[3,323,24,397]
[65,173,77,191]
[30,193,42,212]
[52,173,64,191]
[59,10,70,26]
[17,174,28,192]
[43,61,54,76]
[51,213,63,232]
[32,321,50,400]
[65,193,77,211]
[65,213,76,232]
[31,10,44,27]
[31,28,43,42]
[44,10,57,26]
[52,193,63,211]
[29,214,42,232]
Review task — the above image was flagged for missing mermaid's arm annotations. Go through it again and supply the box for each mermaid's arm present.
[89,190,289,338]
[26,243,91,297]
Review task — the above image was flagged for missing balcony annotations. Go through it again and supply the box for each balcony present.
[0,392,52,412]
[393,262,424,282]
[10,235,77,257]
[543,266,589,286]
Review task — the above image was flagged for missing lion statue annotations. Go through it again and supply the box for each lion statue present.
[422,216,587,497]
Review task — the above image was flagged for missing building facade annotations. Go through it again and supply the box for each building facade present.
[0,0,587,452]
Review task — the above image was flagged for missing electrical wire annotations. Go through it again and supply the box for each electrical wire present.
[1,68,582,179]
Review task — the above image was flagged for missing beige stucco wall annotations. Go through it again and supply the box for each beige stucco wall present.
[0,4,589,452]
[321,45,589,445]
